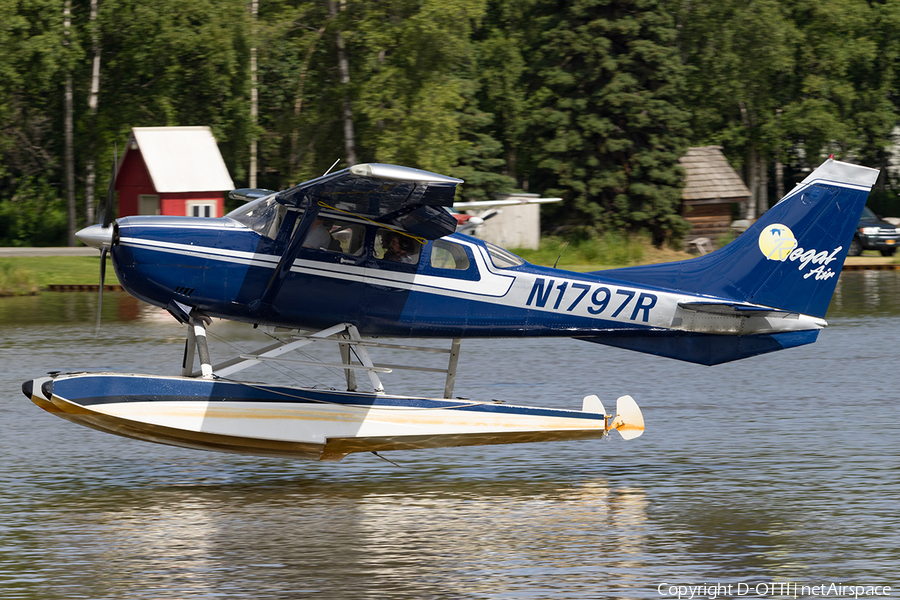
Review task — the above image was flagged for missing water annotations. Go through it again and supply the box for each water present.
[2,273,899,599]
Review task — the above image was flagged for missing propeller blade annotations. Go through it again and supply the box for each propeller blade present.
[102,145,117,228]
[95,247,107,336]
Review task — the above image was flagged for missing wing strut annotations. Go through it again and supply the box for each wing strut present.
[251,197,321,316]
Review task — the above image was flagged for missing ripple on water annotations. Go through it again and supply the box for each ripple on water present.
[2,276,900,599]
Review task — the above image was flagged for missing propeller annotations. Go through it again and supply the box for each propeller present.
[75,144,118,334]
[96,145,117,334]
[101,144,116,228]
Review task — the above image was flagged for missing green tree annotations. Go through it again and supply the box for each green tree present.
[669,0,799,215]
[470,0,533,190]
[254,0,336,188]
[0,0,73,245]
[351,0,486,176]
[98,0,251,178]
[451,79,516,201]
[782,0,898,183]
[527,0,691,244]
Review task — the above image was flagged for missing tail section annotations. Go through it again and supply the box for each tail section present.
[595,158,879,318]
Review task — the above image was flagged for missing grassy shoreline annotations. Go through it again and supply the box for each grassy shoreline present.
[0,256,108,295]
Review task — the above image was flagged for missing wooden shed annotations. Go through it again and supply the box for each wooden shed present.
[116,126,235,219]
[679,146,749,244]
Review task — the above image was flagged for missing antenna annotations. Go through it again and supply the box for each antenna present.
[323,158,341,176]
[553,241,570,269]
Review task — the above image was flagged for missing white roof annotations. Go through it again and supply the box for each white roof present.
[129,126,234,193]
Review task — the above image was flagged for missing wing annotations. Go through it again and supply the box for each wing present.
[277,163,463,240]
[452,196,562,210]
[229,188,276,202]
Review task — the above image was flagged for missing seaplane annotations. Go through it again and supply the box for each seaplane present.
[23,157,878,462]
[451,194,562,235]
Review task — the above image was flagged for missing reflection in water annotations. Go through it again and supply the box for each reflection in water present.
[0,291,167,328]
[827,271,900,318]
[20,477,649,600]
[3,274,900,599]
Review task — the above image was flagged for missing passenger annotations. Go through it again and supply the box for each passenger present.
[382,231,418,264]
[303,218,335,250]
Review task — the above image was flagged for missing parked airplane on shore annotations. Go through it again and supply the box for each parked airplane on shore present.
[451,194,562,236]
[23,157,878,462]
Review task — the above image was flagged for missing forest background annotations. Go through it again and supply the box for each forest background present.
[2,0,900,247]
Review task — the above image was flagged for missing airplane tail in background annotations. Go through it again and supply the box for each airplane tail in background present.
[594,158,880,319]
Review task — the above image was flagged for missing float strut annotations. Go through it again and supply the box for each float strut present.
[190,317,214,378]
[443,339,462,399]
[339,334,358,392]
[182,325,197,376]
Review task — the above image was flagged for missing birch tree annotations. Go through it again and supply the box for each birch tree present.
[84,0,100,224]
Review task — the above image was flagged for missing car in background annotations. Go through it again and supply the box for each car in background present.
[849,206,900,257]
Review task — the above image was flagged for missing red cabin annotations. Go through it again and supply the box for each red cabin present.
[116,126,235,219]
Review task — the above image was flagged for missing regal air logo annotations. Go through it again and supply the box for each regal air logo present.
[758,224,842,281]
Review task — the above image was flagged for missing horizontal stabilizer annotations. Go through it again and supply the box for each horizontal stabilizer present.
[580,329,820,365]
[678,302,798,318]
[453,196,562,210]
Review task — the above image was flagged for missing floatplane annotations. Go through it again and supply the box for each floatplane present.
[23,158,878,462]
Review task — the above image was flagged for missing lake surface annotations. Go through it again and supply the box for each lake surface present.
[2,272,899,599]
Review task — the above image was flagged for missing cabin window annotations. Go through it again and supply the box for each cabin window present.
[374,229,422,265]
[430,239,470,270]
[485,241,525,268]
[187,201,217,218]
[302,218,366,255]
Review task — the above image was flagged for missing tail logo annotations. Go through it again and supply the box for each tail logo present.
[758,223,842,281]
[759,224,798,260]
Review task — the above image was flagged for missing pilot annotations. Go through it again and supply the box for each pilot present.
[382,231,418,264]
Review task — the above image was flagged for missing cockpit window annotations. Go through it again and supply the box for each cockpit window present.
[226,195,285,239]
[484,241,525,268]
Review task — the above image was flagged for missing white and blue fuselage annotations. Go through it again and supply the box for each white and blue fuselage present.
[114,219,820,334]
[102,159,880,366]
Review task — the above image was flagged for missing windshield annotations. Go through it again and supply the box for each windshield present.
[861,206,877,220]
[227,195,286,239]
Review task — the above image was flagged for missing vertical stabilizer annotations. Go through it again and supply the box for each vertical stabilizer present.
[594,158,879,318]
